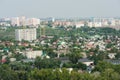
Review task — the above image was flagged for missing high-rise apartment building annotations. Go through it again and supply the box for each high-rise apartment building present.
[26,18,40,26]
[11,17,20,26]
[15,28,37,41]
[11,16,40,27]
[19,16,26,26]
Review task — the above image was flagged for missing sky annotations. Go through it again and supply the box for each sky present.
[0,0,120,18]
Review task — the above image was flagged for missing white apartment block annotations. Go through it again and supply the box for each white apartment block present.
[15,28,37,41]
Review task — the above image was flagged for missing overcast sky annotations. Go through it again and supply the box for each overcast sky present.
[0,0,120,18]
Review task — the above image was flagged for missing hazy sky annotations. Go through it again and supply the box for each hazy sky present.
[0,0,120,18]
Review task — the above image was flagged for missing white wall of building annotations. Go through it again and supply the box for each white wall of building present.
[75,23,84,28]
[15,28,37,41]
[24,51,43,59]
[93,22,102,27]
[11,17,20,26]
[26,18,40,26]
[11,17,40,27]
[87,22,93,27]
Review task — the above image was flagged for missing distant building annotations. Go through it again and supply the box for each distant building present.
[87,22,93,27]
[102,21,109,26]
[15,28,37,41]
[11,17,20,26]
[87,22,102,27]
[11,16,40,27]
[26,18,40,27]
[11,16,26,26]
[24,50,43,59]
[41,17,55,22]
[93,22,102,27]
[19,16,26,26]
[75,22,85,28]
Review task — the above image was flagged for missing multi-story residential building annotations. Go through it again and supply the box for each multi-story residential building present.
[87,22,93,27]
[26,18,40,27]
[0,18,10,22]
[0,22,11,26]
[93,22,102,27]
[19,16,26,26]
[11,17,20,26]
[75,22,85,28]
[15,28,37,41]
[23,50,43,59]
[11,16,40,27]
[87,22,102,27]
[0,18,11,26]
[102,21,109,26]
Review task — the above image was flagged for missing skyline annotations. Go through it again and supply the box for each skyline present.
[0,0,120,18]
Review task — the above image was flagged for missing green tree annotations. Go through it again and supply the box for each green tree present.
[69,49,82,64]
[77,62,87,70]
[0,64,19,80]
[101,69,120,80]
[35,57,61,69]
[93,61,113,72]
